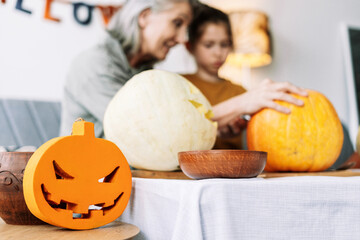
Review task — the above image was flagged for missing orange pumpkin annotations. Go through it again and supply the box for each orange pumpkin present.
[247,90,343,172]
[23,120,132,230]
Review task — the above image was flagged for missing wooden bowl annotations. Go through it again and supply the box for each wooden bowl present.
[0,152,45,225]
[178,150,267,179]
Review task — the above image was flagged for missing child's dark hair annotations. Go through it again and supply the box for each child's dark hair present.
[188,4,232,47]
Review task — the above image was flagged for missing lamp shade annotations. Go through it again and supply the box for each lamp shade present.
[226,11,271,68]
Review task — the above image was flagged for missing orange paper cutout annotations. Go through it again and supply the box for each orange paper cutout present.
[97,5,121,26]
[23,120,132,230]
[44,0,60,22]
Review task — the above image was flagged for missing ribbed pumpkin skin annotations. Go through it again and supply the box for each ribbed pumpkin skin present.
[247,90,343,172]
[103,70,217,171]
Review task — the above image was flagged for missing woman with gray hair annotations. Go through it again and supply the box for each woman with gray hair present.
[60,0,196,137]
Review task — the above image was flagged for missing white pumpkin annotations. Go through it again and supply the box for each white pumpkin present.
[103,70,217,171]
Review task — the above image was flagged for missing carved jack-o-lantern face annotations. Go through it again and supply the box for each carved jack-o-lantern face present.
[23,120,132,230]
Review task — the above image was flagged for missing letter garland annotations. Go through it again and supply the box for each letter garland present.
[1,0,122,26]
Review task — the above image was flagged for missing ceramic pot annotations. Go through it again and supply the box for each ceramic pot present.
[0,152,45,225]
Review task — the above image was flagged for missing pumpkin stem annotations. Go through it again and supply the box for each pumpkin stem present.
[75,117,85,122]
[71,119,95,137]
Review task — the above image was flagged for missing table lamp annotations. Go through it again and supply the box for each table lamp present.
[219,11,272,89]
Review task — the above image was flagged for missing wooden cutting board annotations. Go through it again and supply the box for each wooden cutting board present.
[0,219,140,240]
[132,170,191,180]
[259,169,360,178]
[131,169,360,180]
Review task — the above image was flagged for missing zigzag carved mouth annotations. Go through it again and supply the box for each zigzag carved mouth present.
[42,184,124,219]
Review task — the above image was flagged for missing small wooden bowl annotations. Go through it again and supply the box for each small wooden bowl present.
[178,150,267,180]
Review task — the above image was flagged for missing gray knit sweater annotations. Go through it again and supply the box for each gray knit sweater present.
[60,33,151,137]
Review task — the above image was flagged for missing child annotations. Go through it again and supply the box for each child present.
[184,4,308,149]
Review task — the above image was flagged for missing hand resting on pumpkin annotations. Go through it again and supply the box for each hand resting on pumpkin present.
[212,79,309,138]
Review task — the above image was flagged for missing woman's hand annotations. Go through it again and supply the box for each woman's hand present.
[239,78,308,115]
[213,79,308,135]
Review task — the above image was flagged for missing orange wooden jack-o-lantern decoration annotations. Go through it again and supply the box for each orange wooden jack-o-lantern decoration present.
[23,119,132,230]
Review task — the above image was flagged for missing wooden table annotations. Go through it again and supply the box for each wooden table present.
[131,168,360,179]
[0,219,140,240]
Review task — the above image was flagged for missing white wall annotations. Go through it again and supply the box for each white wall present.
[1,0,360,141]
[0,0,112,100]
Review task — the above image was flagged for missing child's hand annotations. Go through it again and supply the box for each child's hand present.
[217,116,248,138]
[239,79,308,115]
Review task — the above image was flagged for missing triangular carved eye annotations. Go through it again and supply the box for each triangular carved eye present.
[98,166,119,183]
[188,100,215,121]
[53,160,74,180]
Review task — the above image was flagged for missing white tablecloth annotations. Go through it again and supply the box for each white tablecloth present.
[118,176,360,240]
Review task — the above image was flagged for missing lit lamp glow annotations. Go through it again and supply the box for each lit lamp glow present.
[219,11,271,88]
